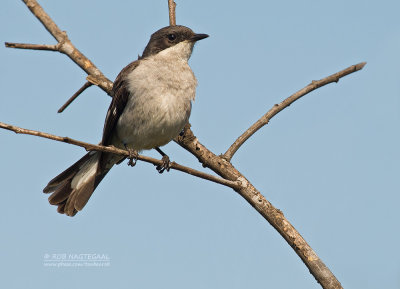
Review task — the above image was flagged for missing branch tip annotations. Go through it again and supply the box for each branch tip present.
[356,62,367,70]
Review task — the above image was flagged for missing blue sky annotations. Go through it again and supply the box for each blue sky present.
[1,0,399,288]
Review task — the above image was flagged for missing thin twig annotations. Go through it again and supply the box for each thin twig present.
[5,42,58,51]
[0,121,239,189]
[58,81,92,113]
[223,62,367,161]
[168,0,177,26]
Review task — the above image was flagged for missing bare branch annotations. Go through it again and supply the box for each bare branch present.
[223,62,367,161]
[5,42,58,51]
[168,0,177,26]
[58,81,92,113]
[177,124,343,289]
[0,121,239,189]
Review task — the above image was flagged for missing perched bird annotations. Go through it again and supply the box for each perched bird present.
[43,25,208,216]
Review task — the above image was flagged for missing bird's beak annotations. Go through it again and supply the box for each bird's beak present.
[190,33,209,42]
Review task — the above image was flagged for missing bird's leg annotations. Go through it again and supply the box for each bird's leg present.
[155,147,171,174]
[125,145,138,167]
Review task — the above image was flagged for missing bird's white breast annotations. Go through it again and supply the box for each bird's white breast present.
[115,41,197,151]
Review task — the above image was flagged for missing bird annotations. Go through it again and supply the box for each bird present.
[43,25,208,216]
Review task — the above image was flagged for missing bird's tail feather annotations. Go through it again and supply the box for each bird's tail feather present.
[43,151,118,216]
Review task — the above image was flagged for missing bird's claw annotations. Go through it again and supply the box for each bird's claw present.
[127,149,139,167]
[156,155,171,174]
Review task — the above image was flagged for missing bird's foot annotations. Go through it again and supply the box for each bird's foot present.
[127,149,139,167]
[156,155,171,174]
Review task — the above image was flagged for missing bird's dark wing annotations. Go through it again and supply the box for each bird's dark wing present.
[101,60,139,146]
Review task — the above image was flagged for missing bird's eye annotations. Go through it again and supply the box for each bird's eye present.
[167,34,177,41]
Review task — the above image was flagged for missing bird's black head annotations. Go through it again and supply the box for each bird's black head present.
[141,25,208,59]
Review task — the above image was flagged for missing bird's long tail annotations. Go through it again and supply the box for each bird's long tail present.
[43,151,121,216]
